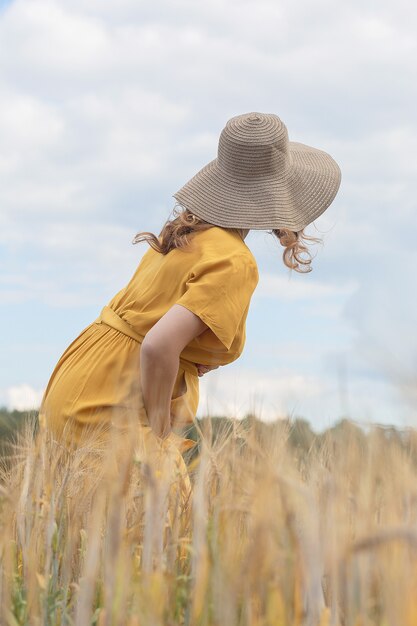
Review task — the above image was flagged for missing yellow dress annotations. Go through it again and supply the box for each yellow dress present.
[39,226,259,506]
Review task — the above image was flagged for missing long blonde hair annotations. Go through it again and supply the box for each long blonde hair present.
[133,205,321,272]
[272,228,321,273]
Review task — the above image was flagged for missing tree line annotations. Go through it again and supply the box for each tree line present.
[1,406,415,468]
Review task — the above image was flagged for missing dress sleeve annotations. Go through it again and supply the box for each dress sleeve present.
[175,253,259,350]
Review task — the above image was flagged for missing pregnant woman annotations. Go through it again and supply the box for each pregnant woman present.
[39,111,341,511]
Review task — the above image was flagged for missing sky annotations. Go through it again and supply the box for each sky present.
[0,0,416,431]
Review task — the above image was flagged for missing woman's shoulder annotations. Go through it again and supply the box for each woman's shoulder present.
[190,226,258,269]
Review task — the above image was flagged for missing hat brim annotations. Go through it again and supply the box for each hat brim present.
[173,141,341,231]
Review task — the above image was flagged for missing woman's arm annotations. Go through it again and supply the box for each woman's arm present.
[140,304,208,439]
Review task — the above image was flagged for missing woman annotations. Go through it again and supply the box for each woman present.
[39,112,341,504]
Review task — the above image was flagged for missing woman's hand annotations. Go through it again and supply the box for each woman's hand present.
[195,364,219,377]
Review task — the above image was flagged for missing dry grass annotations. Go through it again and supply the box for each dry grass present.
[1,415,417,626]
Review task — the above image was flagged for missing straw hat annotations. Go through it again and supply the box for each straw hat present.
[173,112,341,231]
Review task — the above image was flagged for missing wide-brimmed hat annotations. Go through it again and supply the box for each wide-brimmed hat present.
[173,112,341,231]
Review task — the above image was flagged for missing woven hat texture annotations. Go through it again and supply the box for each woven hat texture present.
[173,112,341,231]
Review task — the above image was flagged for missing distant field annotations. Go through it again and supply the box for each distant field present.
[1,413,417,626]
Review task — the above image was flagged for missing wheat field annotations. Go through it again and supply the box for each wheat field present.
[1,415,417,626]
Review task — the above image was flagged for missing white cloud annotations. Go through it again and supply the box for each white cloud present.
[0,221,144,306]
[342,255,417,405]
[4,384,45,411]
[198,367,327,422]
[255,274,358,301]
[197,363,413,431]
[0,1,109,74]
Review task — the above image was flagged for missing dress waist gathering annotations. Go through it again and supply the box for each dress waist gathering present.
[94,306,199,377]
